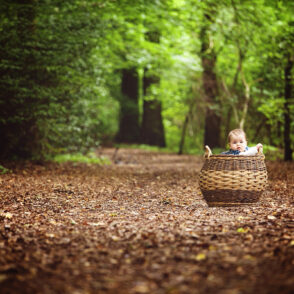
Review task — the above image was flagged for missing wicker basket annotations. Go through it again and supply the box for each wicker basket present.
[199,146,268,207]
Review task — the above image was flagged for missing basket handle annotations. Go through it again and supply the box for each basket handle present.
[257,143,263,155]
[204,145,212,158]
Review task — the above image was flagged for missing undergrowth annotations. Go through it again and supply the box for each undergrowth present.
[53,152,111,165]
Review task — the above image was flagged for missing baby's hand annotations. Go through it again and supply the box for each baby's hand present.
[256,143,263,153]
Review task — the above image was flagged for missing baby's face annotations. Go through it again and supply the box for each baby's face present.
[229,134,247,152]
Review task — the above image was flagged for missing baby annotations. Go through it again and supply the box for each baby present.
[222,129,263,155]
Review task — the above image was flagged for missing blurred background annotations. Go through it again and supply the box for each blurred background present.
[0,0,293,161]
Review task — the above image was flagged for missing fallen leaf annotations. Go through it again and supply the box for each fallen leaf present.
[132,282,149,293]
[45,233,55,238]
[89,222,107,227]
[195,253,206,261]
[0,274,8,282]
[111,236,120,241]
[70,219,77,225]
[237,227,249,233]
[49,219,57,225]
[243,254,256,261]
[4,212,13,219]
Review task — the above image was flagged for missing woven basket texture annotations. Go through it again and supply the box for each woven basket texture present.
[199,154,268,207]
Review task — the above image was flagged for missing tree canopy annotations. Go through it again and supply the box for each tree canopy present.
[0,0,293,160]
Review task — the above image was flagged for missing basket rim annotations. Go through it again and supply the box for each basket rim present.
[205,154,265,160]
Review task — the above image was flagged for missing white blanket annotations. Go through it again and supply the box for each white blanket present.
[239,146,259,156]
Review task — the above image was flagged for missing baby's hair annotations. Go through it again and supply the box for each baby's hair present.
[228,129,247,142]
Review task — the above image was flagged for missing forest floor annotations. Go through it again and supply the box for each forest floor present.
[0,148,294,294]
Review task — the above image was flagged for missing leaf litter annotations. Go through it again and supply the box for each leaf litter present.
[0,148,293,294]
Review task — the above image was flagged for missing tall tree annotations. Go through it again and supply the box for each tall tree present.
[200,9,221,148]
[283,53,293,161]
[141,72,165,147]
[141,31,165,147]
[116,68,140,143]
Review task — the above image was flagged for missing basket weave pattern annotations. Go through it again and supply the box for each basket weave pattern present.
[199,154,268,207]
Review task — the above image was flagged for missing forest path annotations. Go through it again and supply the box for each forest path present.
[0,148,293,294]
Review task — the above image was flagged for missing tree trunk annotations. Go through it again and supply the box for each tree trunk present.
[253,117,267,143]
[116,68,140,143]
[200,13,221,148]
[239,70,250,129]
[178,98,196,154]
[141,74,165,147]
[283,53,293,161]
[178,113,189,155]
[140,30,165,147]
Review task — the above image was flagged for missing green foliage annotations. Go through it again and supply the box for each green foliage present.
[262,144,283,161]
[0,0,120,159]
[54,152,111,165]
[117,144,173,153]
[258,98,285,126]
[0,0,292,159]
[0,165,12,174]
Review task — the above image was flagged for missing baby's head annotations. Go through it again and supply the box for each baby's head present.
[228,129,247,152]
